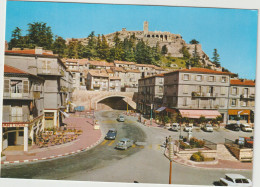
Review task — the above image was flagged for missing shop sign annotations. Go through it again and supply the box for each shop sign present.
[2,123,27,127]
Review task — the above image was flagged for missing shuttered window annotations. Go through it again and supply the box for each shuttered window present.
[23,80,29,93]
[4,79,10,93]
[221,87,226,95]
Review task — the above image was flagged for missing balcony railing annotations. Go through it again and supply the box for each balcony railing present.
[37,68,62,76]
[3,92,33,100]
[191,92,218,97]
[240,94,255,100]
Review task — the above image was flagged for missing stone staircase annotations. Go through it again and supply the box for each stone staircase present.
[217,144,238,161]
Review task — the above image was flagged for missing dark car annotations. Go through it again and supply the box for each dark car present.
[105,128,117,140]
[226,123,240,131]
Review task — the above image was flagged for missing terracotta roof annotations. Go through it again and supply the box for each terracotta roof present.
[111,67,126,73]
[114,60,136,65]
[106,69,114,73]
[141,73,165,80]
[88,60,114,67]
[230,79,255,86]
[109,76,121,80]
[4,64,28,74]
[165,68,233,75]
[88,69,109,77]
[5,49,57,57]
[126,69,141,73]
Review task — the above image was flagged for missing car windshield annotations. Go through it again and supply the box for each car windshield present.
[206,124,212,127]
[109,130,115,133]
[172,125,177,127]
[242,179,249,183]
[235,179,243,183]
[119,141,126,144]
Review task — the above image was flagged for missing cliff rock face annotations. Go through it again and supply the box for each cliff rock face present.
[66,21,217,69]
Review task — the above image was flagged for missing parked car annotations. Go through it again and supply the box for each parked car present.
[184,124,193,132]
[219,174,252,186]
[116,138,133,150]
[240,124,253,132]
[117,115,125,122]
[105,128,117,140]
[202,124,213,132]
[226,124,240,131]
[244,137,253,148]
[171,123,180,131]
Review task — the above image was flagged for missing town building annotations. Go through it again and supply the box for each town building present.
[161,67,233,122]
[228,79,255,124]
[4,48,72,132]
[114,60,136,70]
[2,65,44,151]
[137,73,164,115]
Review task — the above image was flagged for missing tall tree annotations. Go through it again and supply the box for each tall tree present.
[190,45,200,67]
[9,27,23,49]
[189,39,200,44]
[212,48,221,67]
[27,22,53,49]
[180,46,191,59]
[161,45,168,55]
[52,36,67,57]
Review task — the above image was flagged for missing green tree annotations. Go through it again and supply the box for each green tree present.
[9,27,24,49]
[190,45,200,67]
[27,22,53,49]
[161,45,168,55]
[67,40,79,58]
[180,46,191,59]
[52,36,67,57]
[100,35,110,60]
[212,48,221,67]
[189,39,200,44]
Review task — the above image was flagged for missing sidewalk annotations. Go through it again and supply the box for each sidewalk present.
[1,115,102,165]
[164,147,252,170]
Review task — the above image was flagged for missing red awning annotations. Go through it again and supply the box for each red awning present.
[179,110,221,119]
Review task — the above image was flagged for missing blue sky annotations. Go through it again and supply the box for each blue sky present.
[5,1,258,79]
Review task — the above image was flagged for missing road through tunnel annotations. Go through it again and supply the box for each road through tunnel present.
[97,96,134,111]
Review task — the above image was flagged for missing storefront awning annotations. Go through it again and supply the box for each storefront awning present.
[179,110,221,119]
[60,110,70,118]
[228,110,251,115]
[155,107,166,113]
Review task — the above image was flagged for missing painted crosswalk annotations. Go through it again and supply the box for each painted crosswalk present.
[99,140,165,151]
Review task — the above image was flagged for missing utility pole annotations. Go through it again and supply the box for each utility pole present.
[168,141,174,184]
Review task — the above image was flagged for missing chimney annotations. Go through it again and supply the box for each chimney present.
[35,47,43,55]
[188,65,191,69]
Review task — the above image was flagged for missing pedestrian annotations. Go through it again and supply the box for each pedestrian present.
[165,136,169,148]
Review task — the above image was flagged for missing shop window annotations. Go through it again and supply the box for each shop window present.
[19,131,24,136]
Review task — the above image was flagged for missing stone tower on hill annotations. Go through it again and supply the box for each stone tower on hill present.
[66,21,217,69]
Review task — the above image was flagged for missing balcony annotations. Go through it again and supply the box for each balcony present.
[191,92,218,98]
[3,92,33,100]
[240,94,255,100]
[37,68,62,76]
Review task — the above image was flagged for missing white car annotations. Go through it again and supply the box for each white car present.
[220,174,252,186]
[240,124,253,132]
[117,115,125,122]
[184,124,193,132]
[202,124,213,132]
[171,123,180,131]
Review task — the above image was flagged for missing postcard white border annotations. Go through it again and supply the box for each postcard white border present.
[0,1,259,187]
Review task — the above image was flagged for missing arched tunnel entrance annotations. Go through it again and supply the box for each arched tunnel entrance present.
[97,96,134,111]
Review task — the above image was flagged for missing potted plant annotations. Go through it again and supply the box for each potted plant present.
[1,152,6,161]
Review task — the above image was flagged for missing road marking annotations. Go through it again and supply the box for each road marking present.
[101,140,108,145]
[157,144,161,150]
[139,145,144,149]
[132,144,136,148]
[108,140,115,146]
[149,144,153,149]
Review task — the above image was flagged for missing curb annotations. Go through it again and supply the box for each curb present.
[164,150,252,171]
[1,120,104,165]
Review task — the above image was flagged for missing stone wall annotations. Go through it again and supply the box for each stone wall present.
[226,144,253,162]
[177,149,217,160]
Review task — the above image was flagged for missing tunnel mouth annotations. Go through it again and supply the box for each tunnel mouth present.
[97,96,134,111]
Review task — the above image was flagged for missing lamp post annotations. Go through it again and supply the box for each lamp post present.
[168,141,174,184]
[150,104,153,126]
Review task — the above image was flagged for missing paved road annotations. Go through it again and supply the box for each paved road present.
[1,110,253,186]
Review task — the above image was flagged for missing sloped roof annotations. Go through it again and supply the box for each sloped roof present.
[230,79,255,86]
[140,73,165,80]
[5,49,57,57]
[114,60,136,65]
[4,64,28,74]
[111,67,126,73]
[165,67,233,75]
[88,69,109,77]
[126,69,141,73]
[88,60,114,67]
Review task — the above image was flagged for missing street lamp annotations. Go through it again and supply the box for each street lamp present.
[150,104,153,126]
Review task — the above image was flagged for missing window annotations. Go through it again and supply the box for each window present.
[221,87,226,95]
[221,76,227,83]
[19,131,24,136]
[241,101,247,107]
[11,80,23,93]
[158,86,163,93]
[196,75,202,81]
[220,98,225,107]
[232,87,237,95]
[231,99,236,106]
[183,85,188,94]
[208,76,214,82]
[183,74,189,81]
[183,97,187,106]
